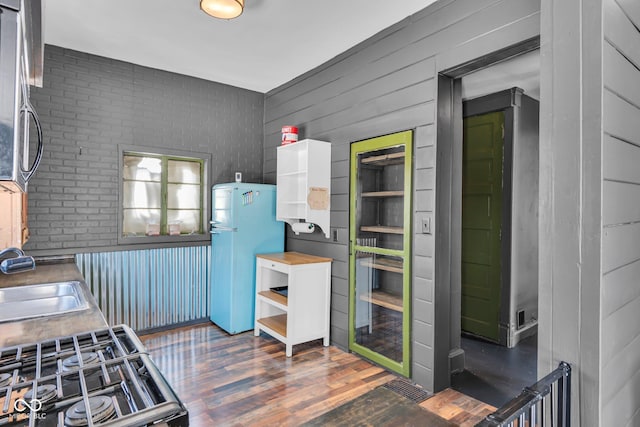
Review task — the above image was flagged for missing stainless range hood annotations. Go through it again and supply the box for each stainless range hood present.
[0,0,43,193]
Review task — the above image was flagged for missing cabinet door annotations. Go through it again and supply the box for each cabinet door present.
[348,130,412,377]
[0,192,26,249]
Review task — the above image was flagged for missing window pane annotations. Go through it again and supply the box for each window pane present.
[168,160,201,184]
[123,209,161,235]
[123,156,161,182]
[167,210,200,234]
[123,181,161,208]
[167,183,201,209]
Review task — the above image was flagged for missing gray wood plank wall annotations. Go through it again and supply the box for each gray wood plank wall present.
[602,0,640,425]
[263,0,540,390]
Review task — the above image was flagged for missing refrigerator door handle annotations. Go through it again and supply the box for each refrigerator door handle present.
[210,226,237,233]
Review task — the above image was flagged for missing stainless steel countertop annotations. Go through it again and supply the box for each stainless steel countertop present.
[0,257,107,348]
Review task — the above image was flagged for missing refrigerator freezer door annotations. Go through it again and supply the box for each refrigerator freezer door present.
[211,186,234,229]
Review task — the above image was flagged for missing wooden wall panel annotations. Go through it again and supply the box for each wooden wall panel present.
[604,91,640,146]
[601,1,640,422]
[602,260,640,317]
[602,223,640,273]
[604,43,640,108]
[605,1,640,69]
[265,59,436,134]
[602,297,640,362]
[603,181,640,226]
[604,135,640,184]
[263,0,540,391]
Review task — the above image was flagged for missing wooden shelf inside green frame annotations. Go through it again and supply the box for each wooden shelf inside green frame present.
[361,190,404,197]
[358,257,403,274]
[360,290,403,312]
[360,151,405,166]
[360,225,404,234]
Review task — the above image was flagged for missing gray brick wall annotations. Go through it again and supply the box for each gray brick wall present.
[25,45,264,254]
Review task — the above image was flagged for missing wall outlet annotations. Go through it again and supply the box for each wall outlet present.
[421,217,431,234]
[517,309,525,329]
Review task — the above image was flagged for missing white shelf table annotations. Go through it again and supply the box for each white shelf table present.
[254,252,332,357]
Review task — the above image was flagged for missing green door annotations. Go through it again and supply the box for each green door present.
[461,112,504,342]
[349,130,412,377]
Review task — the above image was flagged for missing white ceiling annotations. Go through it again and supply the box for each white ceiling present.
[44,0,438,93]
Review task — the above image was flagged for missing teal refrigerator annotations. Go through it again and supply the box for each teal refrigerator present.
[209,183,284,334]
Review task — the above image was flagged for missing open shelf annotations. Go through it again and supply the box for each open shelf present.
[360,225,404,234]
[361,190,404,198]
[359,257,403,274]
[258,291,287,310]
[276,139,331,238]
[259,290,288,307]
[360,290,403,312]
[257,314,288,337]
[361,151,405,166]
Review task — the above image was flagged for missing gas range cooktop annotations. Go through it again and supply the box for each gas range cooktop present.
[0,325,188,426]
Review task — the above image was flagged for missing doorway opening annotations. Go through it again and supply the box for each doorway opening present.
[435,44,540,407]
[457,86,540,407]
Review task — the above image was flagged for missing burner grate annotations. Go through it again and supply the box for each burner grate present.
[0,325,188,426]
[382,378,432,403]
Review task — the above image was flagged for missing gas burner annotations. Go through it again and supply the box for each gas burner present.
[62,352,99,372]
[25,384,58,405]
[0,372,12,387]
[64,396,116,426]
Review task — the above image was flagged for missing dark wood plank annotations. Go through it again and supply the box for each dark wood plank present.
[301,387,455,427]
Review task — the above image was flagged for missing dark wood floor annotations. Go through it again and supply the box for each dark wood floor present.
[140,323,493,426]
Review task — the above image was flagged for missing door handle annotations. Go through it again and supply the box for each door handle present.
[210,226,237,233]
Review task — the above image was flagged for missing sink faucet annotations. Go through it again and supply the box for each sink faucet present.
[0,247,35,274]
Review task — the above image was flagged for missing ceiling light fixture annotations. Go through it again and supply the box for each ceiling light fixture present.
[200,0,244,20]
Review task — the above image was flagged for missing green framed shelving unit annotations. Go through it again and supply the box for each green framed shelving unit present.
[348,130,413,377]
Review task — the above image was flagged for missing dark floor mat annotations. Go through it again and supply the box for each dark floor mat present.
[300,387,454,427]
[382,378,432,403]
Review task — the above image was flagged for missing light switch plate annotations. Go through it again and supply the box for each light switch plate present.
[421,217,431,234]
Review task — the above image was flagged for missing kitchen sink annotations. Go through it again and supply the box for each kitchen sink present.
[0,281,89,322]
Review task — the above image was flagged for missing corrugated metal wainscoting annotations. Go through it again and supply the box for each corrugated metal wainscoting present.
[76,246,210,331]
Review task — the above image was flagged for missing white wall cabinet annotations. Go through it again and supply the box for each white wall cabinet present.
[276,139,331,238]
[254,252,332,357]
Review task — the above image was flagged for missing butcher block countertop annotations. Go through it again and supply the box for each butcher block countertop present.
[257,251,333,265]
[0,256,107,348]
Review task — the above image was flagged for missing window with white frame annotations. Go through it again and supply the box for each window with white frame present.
[122,152,205,237]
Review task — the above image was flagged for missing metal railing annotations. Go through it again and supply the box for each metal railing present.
[476,361,571,427]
